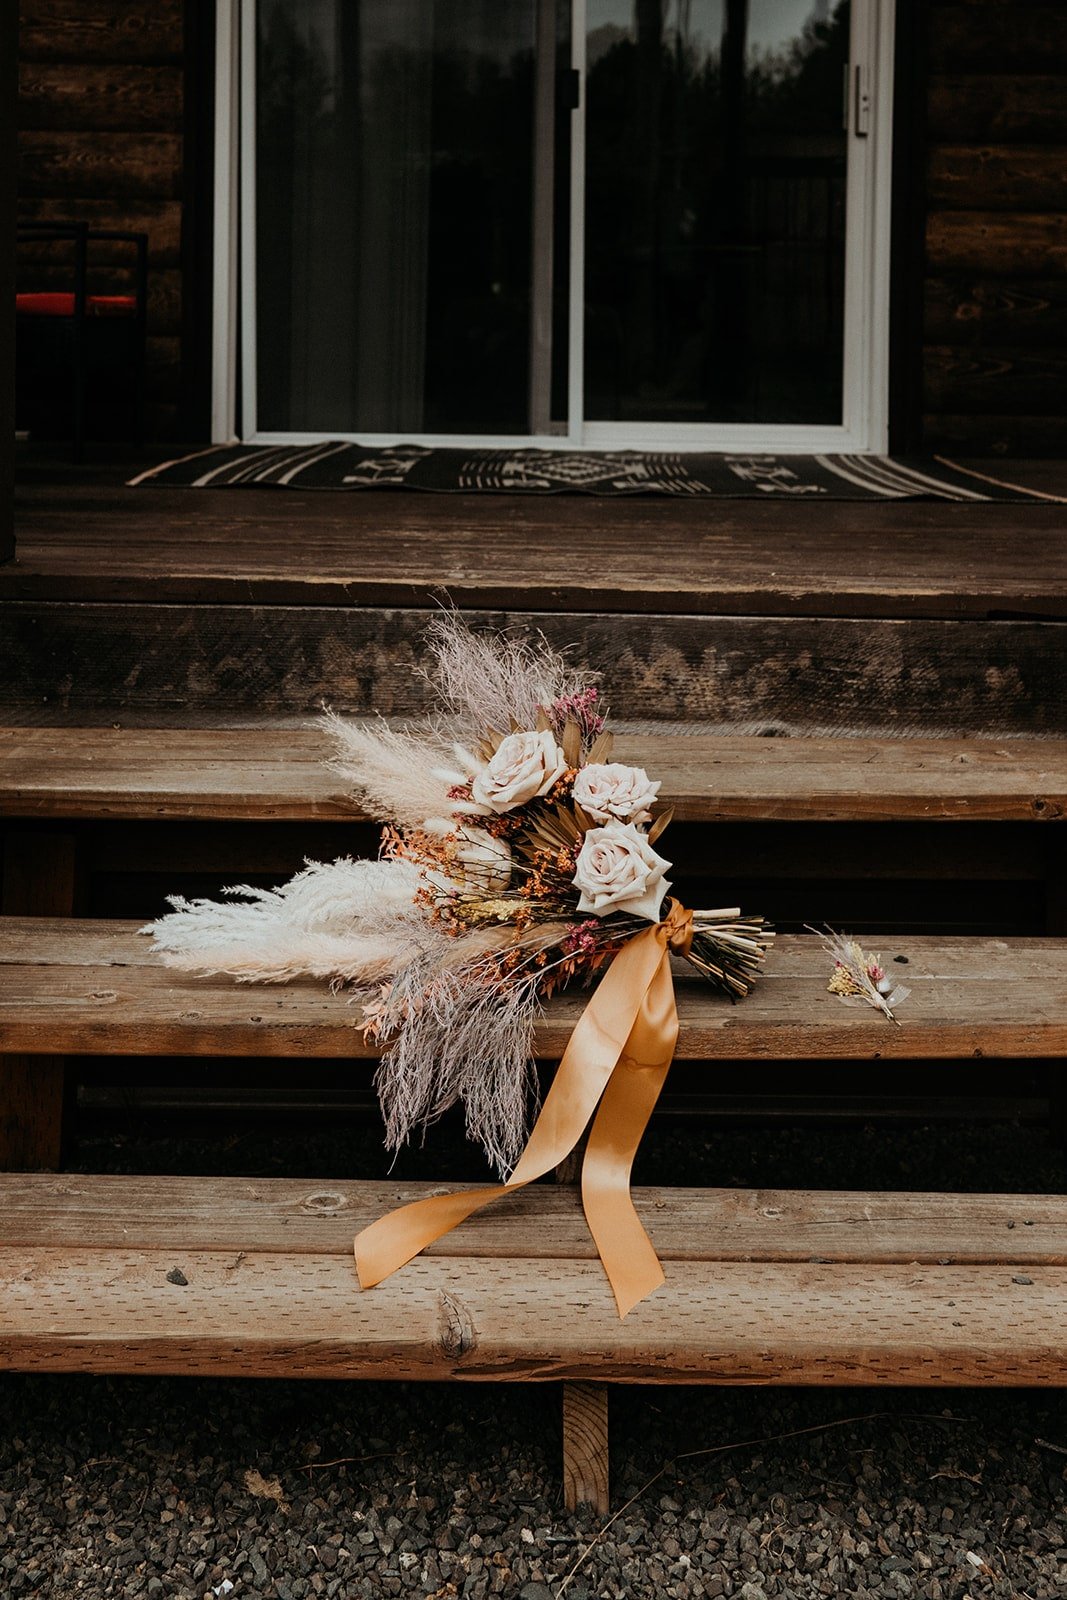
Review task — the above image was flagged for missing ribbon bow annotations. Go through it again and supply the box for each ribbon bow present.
[354,900,694,1317]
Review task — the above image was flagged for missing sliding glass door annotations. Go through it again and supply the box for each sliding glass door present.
[228,0,892,448]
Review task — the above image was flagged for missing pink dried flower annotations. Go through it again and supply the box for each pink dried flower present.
[546,686,605,742]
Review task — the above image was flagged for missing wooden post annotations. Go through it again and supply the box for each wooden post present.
[0,830,79,1169]
[562,1382,610,1515]
[0,0,16,562]
[555,1132,609,1511]
[1047,831,1066,1148]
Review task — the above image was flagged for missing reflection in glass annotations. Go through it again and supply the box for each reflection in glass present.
[256,0,552,434]
[584,0,850,425]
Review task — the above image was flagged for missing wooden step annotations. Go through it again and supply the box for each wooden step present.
[2,920,1064,1060]
[2,1177,1065,1383]
[3,725,1066,822]
[4,604,1065,732]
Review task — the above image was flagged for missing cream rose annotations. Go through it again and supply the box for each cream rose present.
[471,729,568,814]
[572,762,661,825]
[452,826,512,893]
[572,822,671,922]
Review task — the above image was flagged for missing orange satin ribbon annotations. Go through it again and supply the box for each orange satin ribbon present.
[354,901,693,1318]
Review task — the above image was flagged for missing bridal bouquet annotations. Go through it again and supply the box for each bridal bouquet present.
[149,615,771,1314]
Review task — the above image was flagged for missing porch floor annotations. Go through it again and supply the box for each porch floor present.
[5,452,1067,620]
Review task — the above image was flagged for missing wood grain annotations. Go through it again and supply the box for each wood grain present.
[18,131,182,200]
[924,279,1067,348]
[6,1176,1067,1264]
[2,1250,1064,1384]
[0,922,1064,1062]
[927,147,1067,214]
[2,603,1064,734]
[9,481,1067,617]
[923,414,1067,459]
[18,63,182,132]
[926,212,1067,277]
[18,1,184,65]
[928,6,1067,74]
[927,77,1067,143]
[924,347,1067,416]
[2,726,1064,822]
[563,1384,609,1513]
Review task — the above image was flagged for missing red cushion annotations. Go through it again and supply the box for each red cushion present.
[16,292,137,318]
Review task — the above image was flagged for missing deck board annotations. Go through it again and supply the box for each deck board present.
[3,1247,1065,1383]
[3,725,1065,821]
[8,476,1067,619]
[1,920,1064,1060]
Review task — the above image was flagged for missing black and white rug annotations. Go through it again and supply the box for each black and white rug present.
[129,444,1062,501]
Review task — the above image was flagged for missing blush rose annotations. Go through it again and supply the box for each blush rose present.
[471,729,568,814]
[572,821,672,922]
[572,762,661,825]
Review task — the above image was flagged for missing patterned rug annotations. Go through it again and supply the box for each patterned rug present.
[129,445,1062,501]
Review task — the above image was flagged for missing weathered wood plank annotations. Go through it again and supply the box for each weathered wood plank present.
[926,213,1067,277]
[927,77,1067,143]
[6,1175,1066,1263]
[18,131,182,200]
[0,922,1063,1061]
[927,147,1067,214]
[925,279,1067,348]
[8,482,1067,616]
[1,605,1064,733]
[2,726,1064,822]
[18,1,184,65]
[2,1250,1064,1383]
[18,63,182,132]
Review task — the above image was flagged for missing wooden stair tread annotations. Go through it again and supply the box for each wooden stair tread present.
[6,1175,1067,1263]
[3,725,1065,822]
[9,479,1067,619]
[1,920,1065,1059]
[3,1178,1065,1383]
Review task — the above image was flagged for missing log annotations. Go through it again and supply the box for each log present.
[927,146,1067,213]
[928,77,1067,143]
[18,131,181,200]
[18,0,183,65]
[18,63,182,132]
[926,212,1067,277]
[924,278,1067,348]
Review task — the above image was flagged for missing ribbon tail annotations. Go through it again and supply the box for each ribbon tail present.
[581,949,679,1317]
[355,1185,505,1288]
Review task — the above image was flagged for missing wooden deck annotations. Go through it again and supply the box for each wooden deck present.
[6,462,1067,619]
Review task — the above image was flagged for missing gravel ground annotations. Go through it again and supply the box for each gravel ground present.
[3,1114,1065,1599]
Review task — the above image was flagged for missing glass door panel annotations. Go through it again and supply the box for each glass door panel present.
[255,0,568,434]
[583,0,850,426]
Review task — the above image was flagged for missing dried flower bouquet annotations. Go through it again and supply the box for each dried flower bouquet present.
[148,614,772,1313]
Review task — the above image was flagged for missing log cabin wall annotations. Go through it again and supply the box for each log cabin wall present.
[16,1,207,440]
[14,2,1067,453]
[923,1,1067,457]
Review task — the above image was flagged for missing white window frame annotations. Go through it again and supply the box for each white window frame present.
[213,0,894,453]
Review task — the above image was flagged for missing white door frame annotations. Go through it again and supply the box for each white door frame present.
[213,0,894,452]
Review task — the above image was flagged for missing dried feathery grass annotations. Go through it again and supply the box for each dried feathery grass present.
[811,925,910,1022]
[323,711,453,826]
[372,944,542,1176]
[145,857,420,984]
[422,610,600,739]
